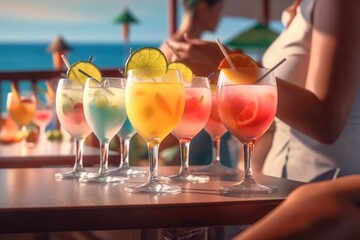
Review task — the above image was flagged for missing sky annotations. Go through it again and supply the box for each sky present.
[0,0,283,44]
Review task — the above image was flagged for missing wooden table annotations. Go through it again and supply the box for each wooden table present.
[0,167,304,233]
[0,141,120,168]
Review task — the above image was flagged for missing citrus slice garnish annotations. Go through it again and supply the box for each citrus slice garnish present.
[10,82,20,100]
[218,53,259,84]
[94,90,108,108]
[168,62,193,83]
[236,95,259,126]
[218,53,258,69]
[67,61,102,86]
[125,47,168,79]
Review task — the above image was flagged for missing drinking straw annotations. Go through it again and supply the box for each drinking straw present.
[10,82,20,100]
[61,54,82,83]
[61,54,71,70]
[215,38,236,71]
[45,81,55,99]
[207,72,215,79]
[118,69,126,77]
[78,69,114,95]
[88,55,93,63]
[78,69,100,82]
[255,58,286,83]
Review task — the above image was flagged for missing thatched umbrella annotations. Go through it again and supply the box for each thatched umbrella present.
[226,23,279,50]
[47,36,72,70]
[113,8,139,43]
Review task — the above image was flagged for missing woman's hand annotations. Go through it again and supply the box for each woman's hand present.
[168,34,231,78]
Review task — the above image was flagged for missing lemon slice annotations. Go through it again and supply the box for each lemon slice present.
[168,62,193,83]
[125,47,168,79]
[67,61,102,85]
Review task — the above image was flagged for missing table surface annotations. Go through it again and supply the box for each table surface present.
[0,167,304,233]
[0,141,120,168]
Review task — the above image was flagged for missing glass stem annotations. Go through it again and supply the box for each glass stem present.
[99,140,109,175]
[179,139,191,174]
[243,141,255,181]
[73,138,85,172]
[119,137,130,169]
[147,140,160,183]
[212,135,221,164]
[21,125,28,143]
[39,126,46,142]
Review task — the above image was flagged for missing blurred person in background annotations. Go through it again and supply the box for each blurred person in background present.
[168,0,360,183]
[159,0,240,169]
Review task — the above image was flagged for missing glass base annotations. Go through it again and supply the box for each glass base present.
[55,169,87,180]
[162,172,209,183]
[194,161,239,176]
[108,167,146,177]
[79,172,128,183]
[220,178,277,196]
[125,180,181,194]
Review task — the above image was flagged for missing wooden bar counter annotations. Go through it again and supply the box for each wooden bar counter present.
[0,167,304,233]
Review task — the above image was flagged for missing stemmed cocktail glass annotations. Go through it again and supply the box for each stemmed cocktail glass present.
[165,76,211,183]
[55,78,93,179]
[194,84,239,176]
[218,67,278,195]
[33,88,54,143]
[7,89,36,152]
[125,69,185,194]
[108,117,146,177]
[80,77,128,183]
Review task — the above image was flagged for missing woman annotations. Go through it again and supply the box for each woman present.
[160,0,224,61]
[168,0,360,182]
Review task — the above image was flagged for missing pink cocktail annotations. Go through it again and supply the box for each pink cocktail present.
[218,67,278,195]
[195,85,239,176]
[55,78,93,179]
[33,109,53,141]
[204,94,227,138]
[169,77,212,183]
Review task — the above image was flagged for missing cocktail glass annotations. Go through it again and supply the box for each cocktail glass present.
[218,67,278,195]
[108,117,147,177]
[33,89,54,143]
[55,78,92,179]
[125,69,185,194]
[80,77,128,183]
[165,76,211,183]
[194,84,239,176]
[6,91,36,149]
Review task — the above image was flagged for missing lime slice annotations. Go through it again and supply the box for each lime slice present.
[125,47,168,79]
[67,61,102,86]
[94,90,108,108]
[168,62,193,83]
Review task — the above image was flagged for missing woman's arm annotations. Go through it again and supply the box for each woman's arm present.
[277,0,360,143]
[233,175,360,240]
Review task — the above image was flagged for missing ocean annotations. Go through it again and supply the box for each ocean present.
[0,42,160,113]
[0,42,160,71]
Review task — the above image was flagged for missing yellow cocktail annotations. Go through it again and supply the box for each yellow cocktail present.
[126,81,184,143]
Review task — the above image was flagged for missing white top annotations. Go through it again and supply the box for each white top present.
[262,0,360,182]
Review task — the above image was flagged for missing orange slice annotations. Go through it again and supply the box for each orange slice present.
[236,95,259,126]
[218,53,258,69]
[218,53,259,84]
